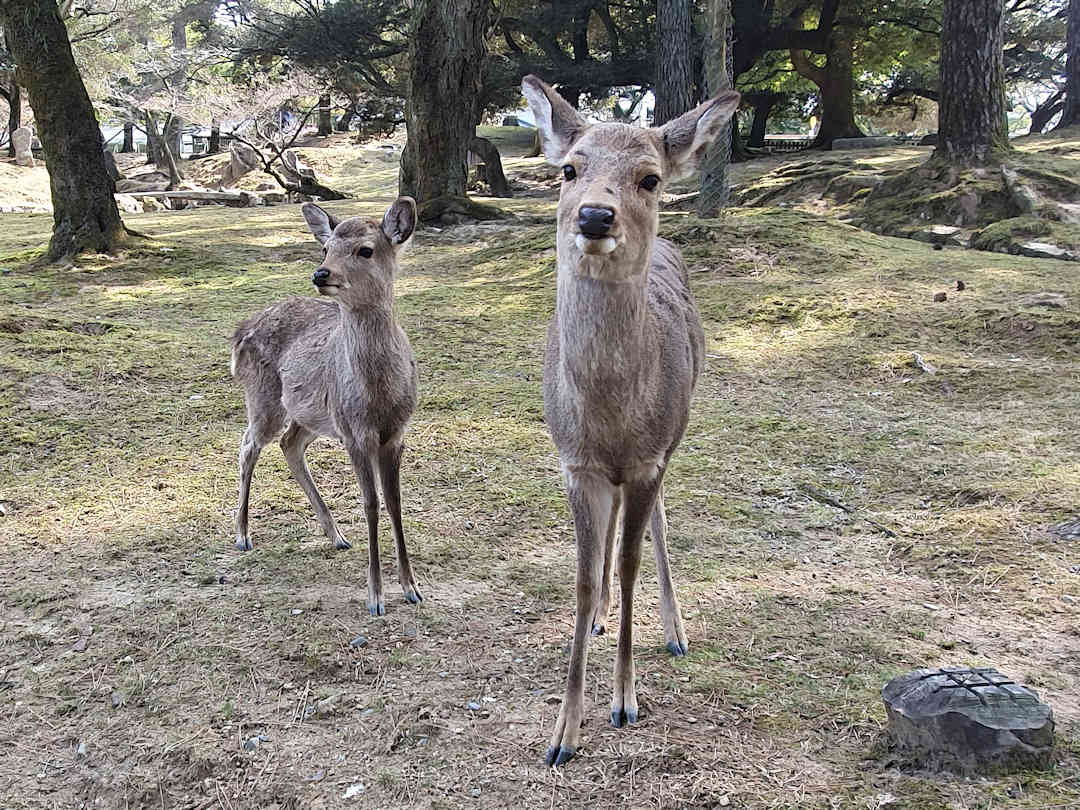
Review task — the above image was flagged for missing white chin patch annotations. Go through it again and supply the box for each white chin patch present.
[575,234,617,255]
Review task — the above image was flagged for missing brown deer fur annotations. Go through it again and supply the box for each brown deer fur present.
[522,75,740,766]
[230,198,422,616]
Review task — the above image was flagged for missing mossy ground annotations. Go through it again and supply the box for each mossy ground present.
[0,139,1078,809]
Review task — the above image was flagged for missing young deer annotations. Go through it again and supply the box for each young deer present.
[522,76,740,766]
[230,198,423,616]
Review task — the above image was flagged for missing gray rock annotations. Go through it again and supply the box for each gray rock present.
[831,136,897,150]
[349,634,368,648]
[12,127,35,167]
[919,133,938,146]
[114,194,143,214]
[913,225,970,248]
[883,667,1054,773]
[1018,242,1076,262]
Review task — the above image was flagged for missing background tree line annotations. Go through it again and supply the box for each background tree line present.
[0,0,1077,260]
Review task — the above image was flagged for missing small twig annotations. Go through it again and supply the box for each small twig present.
[798,483,898,538]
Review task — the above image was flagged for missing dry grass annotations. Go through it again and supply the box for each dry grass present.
[0,139,1079,809]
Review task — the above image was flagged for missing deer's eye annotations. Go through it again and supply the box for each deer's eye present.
[358,246,373,258]
[639,174,660,192]
[562,165,576,181]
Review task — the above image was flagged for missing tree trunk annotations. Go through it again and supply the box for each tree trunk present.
[747,92,781,147]
[469,136,512,197]
[208,120,220,154]
[399,0,489,214]
[317,93,332,135]
[791,26,865,149]
[144,110,163,166]
[1057,0,1080,129]
[654,0,694,126]
[698,0,734,216]
[163,114,183,165]
[5,78,20,158]
[121,121,134,153]
[0,0,128,261]
[1030,90,1064,134]
[935,0,1008,164]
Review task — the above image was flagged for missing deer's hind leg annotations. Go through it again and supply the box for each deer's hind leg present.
[378,438,422,605]
[280,422,351,551]
[590,489,621,636]
[235,386,286,551]
[650,486,689,656]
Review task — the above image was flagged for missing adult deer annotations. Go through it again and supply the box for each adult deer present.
[522,76,739,766]
[230,198,423,616]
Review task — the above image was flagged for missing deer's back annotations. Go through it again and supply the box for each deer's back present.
[231,296,339,383]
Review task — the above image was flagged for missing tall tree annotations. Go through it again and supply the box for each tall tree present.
[1059,0,1080,127]
[790,17,866,147]
[698,0,735,216]
[0,0,128,261]
[935,0,1009,163]
[655,0,695,125]
[398,0,489,215]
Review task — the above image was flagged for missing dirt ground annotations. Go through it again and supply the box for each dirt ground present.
[0,134,1078,809]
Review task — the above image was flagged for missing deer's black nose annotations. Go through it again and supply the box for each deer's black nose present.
[578,206,615,237]
[312,267,331,286]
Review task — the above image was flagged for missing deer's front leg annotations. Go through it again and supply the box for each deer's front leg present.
[611,470,662,728]
[345,435,383,616]
[547,469,614,768]
[590,490,621,636]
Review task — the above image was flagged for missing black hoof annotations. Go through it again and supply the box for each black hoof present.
[591,623,605,636]
[334,538,352,550]
[404,588,423,605]
[235,537,252,552]
[611,708,638,728]
[666,640,688,657]
[545,745,575,767]
[368,602,385,616]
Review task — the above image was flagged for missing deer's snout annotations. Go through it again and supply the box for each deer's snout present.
[578,206,615,237]
[312,267,331,286]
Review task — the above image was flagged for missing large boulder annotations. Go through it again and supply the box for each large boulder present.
[883,667,1054,774]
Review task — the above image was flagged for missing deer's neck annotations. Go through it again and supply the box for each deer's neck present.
[336,305,398,371]
[555,260,652,387]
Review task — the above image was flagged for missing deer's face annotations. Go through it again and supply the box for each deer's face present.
[303,199,416,310]
[555,124,664,277]
[521,75,739,280]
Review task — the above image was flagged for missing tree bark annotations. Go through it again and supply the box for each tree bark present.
[0,0,128,261]
[399,0,489,214]
[317,93,332,135]
[655,0,695,126]
[698,0,734,217]
[1057,0,1080,129]
[144,110,163,167]
[935,0,1008,164]
[1030,90,1064,134]
[121,121,134,153]
[791,24,865,149]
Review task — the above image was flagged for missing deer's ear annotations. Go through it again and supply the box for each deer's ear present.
[302,203,339,246]
[658,91,741,181]
[521,75,588,164]
[382,196,416,248]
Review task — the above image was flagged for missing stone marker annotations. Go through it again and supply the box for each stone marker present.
[883,667,1054,773]
[12,127,35,167]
